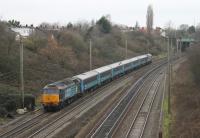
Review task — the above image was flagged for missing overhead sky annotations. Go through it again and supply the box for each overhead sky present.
[0,0,199,28]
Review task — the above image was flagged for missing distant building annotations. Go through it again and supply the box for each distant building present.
[161,31,166,38]
[10,27,35,37]
[154,27,162,35]
[119,25,133,32]
[38,24,61,31]
[139,27,147,33]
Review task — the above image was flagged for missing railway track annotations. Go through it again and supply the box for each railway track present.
[0,108,42,130]
[0,112,50,138]
[27,76,138,138]
[0,68,137,137]
[26,60,166,138]
[125,72,163,138]
[110,71,165,138]
[1,84,122,138]
[88,61,166,138]
[0,58,166,138]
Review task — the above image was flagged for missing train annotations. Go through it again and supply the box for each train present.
[41,54,152,111]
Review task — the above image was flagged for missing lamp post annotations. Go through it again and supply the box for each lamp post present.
[89,39,92,70]
[168,37,171,114]
[11,27,30,109]
[163,34,171,114]
[16,34,24,109]
[164,30,171,114]
[125,39,128,59]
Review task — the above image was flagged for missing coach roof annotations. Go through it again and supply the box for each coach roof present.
[121,59,133,65]
[108,61,123,69]
[73,70,98,80]
[94,66,112,73]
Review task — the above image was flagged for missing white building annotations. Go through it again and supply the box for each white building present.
[11,27,35,37]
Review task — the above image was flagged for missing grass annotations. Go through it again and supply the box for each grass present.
[170,57,200,137]
[157,52,167,59]
[0,117,4,122]
[0,83,19,94]
[163,97,171,138]
[35,96,42,109]
[0,117,6,125]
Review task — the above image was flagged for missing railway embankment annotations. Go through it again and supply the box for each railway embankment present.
[171,51,200,137]
[0,20,166,120]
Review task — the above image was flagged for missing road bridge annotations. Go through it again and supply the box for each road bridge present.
[178,38,195,51]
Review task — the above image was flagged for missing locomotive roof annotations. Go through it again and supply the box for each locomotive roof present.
[45,78,75,89]
[73,70,98,80]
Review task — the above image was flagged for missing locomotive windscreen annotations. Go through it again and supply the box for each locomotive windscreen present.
[43,88,59,94]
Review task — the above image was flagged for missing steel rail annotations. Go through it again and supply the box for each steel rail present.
[125,71,163,138]
[110,69,162,138]
[89,61,166,138]
[28,60,166,138]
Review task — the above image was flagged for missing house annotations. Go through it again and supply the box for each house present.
[10,27,35,37]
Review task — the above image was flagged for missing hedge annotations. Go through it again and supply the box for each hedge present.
[0,93,35,117]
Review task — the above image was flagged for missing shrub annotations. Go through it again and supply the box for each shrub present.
[4,99,17,112]
[96,16,112,33]
[0,107,7,117]
[24,94,35,110]
[57,31,87,53]
[24,37,47,52]
[188,44,200,84]
[0,93,35,115]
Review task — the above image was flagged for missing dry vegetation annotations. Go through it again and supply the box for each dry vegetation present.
[0,17,166,115]
[0,17,166,95]
[171,45,200,138]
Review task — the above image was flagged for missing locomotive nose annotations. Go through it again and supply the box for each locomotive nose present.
[41,94,59,105]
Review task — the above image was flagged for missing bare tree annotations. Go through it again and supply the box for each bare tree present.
[146,5,154,34]
[135,21,139,30]
[196,23,200,31]
[179,24,189,31]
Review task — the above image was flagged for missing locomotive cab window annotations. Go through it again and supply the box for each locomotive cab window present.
[43,88,59,94]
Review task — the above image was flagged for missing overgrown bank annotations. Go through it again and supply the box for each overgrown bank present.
[0,17,166,116]
[171,46,200,138]
[0,18,166,94]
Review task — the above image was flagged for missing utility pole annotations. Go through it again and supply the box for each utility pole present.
[89,39,92,70]
[171,37,173,56]
[168,36,171,114]
[176,39,179,56]
[175,29,178,56]
[125,39,127,59]
[11,28,29,110]
[180,40,182,55]
[167,37,170,68]
[170,37,174,113]
[19,36,24,109]
[172,38,174,58]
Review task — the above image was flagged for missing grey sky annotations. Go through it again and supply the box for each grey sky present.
[0,0,199,27]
